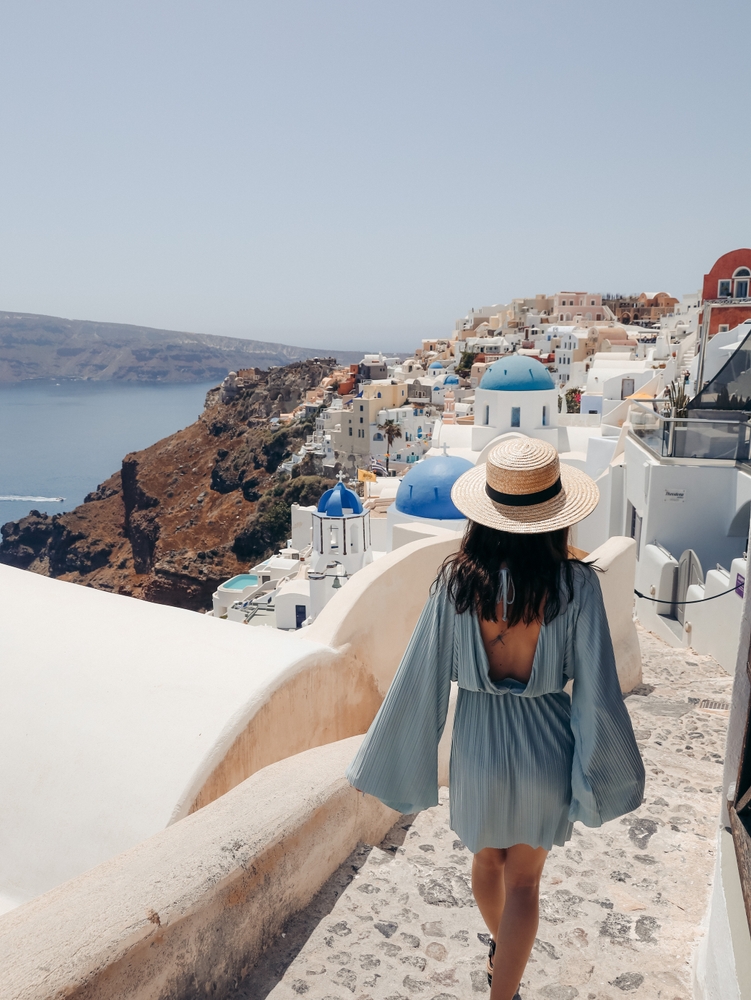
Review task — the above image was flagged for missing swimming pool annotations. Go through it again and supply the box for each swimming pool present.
[222,574,259,590]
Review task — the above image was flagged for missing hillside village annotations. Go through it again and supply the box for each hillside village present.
[196,251,751,666]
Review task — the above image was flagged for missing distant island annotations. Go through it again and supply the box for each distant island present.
[0,310,363,382]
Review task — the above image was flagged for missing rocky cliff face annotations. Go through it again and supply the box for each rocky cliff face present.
[0,360,337,610]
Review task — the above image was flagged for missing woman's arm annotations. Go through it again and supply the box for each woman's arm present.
[346,583,455,814]
[568,567,645,826]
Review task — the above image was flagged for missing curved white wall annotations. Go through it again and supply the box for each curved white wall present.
[0,737,397,1000]
[0,565,334,913]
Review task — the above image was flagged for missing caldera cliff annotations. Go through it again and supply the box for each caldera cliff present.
[0,360,338,610]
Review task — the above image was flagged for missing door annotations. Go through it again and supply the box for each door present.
[621,377,635,399]
[295,604,307,629]
[675,549,704,624]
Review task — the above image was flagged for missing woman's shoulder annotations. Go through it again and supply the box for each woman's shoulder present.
[426,576,454,613]
[566,560,602,605]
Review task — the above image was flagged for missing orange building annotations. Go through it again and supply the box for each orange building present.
[699,248,751,338]
[603,292,678,326]
[695,249,751,390]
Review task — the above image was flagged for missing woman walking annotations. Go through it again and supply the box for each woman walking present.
[347,437,645,1000]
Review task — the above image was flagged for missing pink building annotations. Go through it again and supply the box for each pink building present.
[553,292,603,322]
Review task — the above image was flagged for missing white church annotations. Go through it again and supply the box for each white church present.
[432,354,569,462]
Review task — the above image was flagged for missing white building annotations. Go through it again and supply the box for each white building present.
[431,355,570,463]
[374,403,435,466]
[470,355,567,454]
[281,481,374,627]
[580,356,661,417]
[689,318,751,390]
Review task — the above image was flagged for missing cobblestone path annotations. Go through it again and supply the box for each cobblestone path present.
[236,627,732,1000]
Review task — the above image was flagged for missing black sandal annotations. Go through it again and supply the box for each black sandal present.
[486,938,522,996]
[486,937,496,986]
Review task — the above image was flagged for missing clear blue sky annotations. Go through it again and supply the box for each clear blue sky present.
[1,1,749,351]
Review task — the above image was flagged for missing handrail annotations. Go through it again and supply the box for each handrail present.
[629,399,750,425]
[629,400,751,461]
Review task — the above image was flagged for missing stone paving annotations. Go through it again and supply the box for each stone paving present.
[235,626,732,1000]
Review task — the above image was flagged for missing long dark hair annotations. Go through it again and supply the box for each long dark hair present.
[436,520,582,626]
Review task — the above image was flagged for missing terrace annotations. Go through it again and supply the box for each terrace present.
[238,628,731,1000]
[0,536,748,1000]
[629,401,751,463]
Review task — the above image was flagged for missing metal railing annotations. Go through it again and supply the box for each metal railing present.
[629,401,751,461]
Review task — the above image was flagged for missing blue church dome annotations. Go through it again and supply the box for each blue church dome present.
[480,355,554,391]
[317,481,363,517]
[395,455,473,520]
[429,361,444,370]
[444,374,460,385]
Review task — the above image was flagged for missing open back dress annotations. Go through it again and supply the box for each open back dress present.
[346,562,645,853]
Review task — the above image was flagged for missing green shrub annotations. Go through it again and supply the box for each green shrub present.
[232,475,334,560]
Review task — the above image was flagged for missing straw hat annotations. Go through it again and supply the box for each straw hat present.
[450,437,599,533]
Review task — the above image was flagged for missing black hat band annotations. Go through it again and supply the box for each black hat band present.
[485,477,562,508]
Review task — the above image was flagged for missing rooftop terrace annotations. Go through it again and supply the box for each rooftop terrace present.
[235,627,731,1000]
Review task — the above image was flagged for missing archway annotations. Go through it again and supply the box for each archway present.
[728,499,751,537]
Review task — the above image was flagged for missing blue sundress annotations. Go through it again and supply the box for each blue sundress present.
[346,563,645,853]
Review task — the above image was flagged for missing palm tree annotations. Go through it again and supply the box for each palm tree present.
[378,418,402,474]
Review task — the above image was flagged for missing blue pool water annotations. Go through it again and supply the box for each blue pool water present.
[222,574,259,590]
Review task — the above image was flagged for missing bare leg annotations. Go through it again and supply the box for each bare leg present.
[489,843,548,1000]
[471,847,508,936]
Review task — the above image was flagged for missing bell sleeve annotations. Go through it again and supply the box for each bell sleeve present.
[346,582,455,814]
[568,566,645,827]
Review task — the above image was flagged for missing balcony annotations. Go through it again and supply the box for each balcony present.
[629,400,751,462]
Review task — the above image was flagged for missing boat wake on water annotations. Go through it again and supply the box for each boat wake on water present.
[0,495,65,502]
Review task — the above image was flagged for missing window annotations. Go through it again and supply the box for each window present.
[542,405,548,427]
[719,324,730,333]
[484,404,490,425]
[719,279,732,297]
[359,416,363,423]
[348,427,352,436]
[511,406,521,427]
[735,275,750,298]
[628,503,642,557]
[359,404,364,411]
[591,299,596,306]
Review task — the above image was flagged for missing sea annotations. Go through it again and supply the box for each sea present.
[0,380,217,533]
